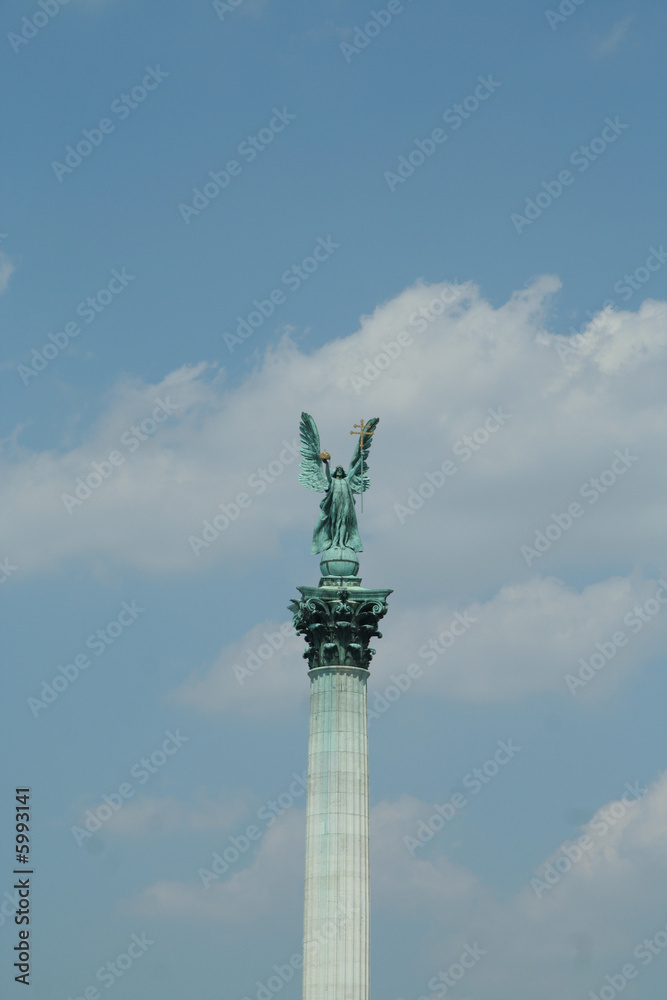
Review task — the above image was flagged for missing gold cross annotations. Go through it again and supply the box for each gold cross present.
[350,418,374,449]
[350,419,374,512]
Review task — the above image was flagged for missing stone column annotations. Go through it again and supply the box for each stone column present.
[302,664,370,1000]
[289,578,391,1000]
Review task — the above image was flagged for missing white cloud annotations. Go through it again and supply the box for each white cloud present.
[172,618,307,718]
[95,793,247,836]
[465,772,667,999]
[172,573,667,713]
[131,806,305,923]
[4,276,667,587]
[4,278,667,698]
[371,795,486,914]
[372,573,667,702]
[127,773,667,998]
[548,297,667,375]
[130,797,481,925]
[7,276,667,709]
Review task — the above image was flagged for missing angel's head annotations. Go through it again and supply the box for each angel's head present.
[333,466,346,478]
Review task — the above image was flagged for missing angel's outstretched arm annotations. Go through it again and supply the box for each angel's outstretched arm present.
[347,417,380,494]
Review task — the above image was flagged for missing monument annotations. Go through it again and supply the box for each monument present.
[289,413,392,1000]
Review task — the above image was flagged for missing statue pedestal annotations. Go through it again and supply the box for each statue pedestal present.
[318,545,360,579]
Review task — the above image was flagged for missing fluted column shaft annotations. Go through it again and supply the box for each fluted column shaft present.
[302,665,369,1000]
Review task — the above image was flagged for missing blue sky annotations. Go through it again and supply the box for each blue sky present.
[2,1,667,999]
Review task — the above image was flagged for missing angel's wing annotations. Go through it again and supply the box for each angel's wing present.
[298,412,329,493]
[347,417,379,494]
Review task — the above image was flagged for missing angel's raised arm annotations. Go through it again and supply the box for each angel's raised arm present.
[347,417,379,494]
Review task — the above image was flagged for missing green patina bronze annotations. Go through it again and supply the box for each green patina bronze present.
[298,412,379,576]
[291,412,391,671]
[289,585,391,671]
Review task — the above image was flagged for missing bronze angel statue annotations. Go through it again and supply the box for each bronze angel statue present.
[298,412,379,555]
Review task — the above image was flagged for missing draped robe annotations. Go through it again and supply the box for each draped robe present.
[311,468,362,554]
